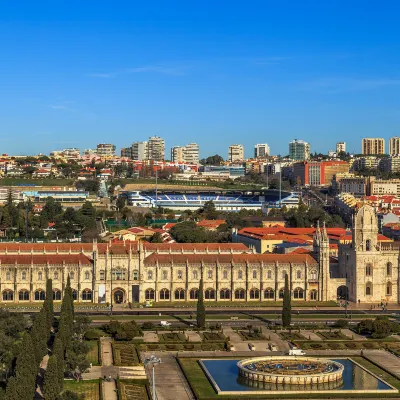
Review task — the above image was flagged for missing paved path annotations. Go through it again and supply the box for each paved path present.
[144,331,159,342]
[301,330,322,341]
[142,352,195,400]
[100,337,113,366]
[186,331,202,342]
[102,381,117,400]
[342,328,366,340]
[363,350,400,378]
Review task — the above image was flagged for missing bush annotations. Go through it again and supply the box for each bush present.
[84,330,100,341]
[333,319,349,329]
[141,322,155,330]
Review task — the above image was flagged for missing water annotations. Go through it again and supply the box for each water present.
[201,359,392,392]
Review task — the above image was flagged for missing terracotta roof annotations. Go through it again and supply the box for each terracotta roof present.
[144,253,317,265]
[0,254,91,265]
[197,220,226,228]
[0,243,95,253]
[143,242,250,252]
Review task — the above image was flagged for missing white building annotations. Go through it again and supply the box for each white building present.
[254,143,270,158]
[228,144,244,162]
[336,142,346,154]
[132,142,149,161]
[148,136,165,161]
[389,137,400,156]
[171,143,199,164]
[96,144,116,158]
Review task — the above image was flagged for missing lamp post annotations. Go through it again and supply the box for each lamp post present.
[144,355,162,400]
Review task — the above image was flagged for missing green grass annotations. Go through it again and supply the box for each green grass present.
[279,331,306,340]
[63,380,100,400]
[86,340,100,365]
[0,178,75,186]
[158,332,187,342]
[202,332,226,341]
[118,380,150,400]
[237,330,267,341]
[113,343,141,366]
[316,330,350,340]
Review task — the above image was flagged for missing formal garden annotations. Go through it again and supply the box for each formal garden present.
[117,379,150,400]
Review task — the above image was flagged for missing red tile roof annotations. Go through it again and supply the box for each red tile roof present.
[0,254,91,265]
[143,243,250,252]
[197,220,226,229]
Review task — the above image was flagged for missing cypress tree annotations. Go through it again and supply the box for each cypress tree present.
[43,355,61,400]
[4,376,19,400]
[282,273,292,327]
[53,334,64,392]
[59,276,74,350]
[32,308,49,364]
[44,278,54,329]
[196,277,206,328]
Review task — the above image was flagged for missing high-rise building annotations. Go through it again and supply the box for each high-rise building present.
[254,143,270,158]
[96,143,116,158]
[289,139,310,161]
[132,142,148,161]
[171,143,200,164]
[121,147,132,158]
[336,142,346,154]
[148,136,165,161]
[228,144,244,162]
[389,137,400,156]
[362,138,385,155]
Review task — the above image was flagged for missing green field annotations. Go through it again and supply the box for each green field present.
[86,340,100,365]
[63,380,100,400]
[0,178,75,186]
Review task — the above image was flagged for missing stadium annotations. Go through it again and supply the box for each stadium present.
[121,189,300,211]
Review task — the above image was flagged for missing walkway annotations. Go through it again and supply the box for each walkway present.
[363,350,400,378]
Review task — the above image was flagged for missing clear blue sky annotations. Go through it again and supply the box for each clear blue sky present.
[1,1,400,158]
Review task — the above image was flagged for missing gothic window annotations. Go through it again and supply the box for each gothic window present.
[234,289,245,299]
[70,272,74,280]
[190,288,199,300]
[264,288,274,299]
[278,288,285,299]
[366,239,371,251]
[19,290,29,301]
[159,288,170,300]
[387,263,392,276]
[2,290,13,301]
[223,270,228,279]
[192,270,198,280]
[82,289,92,301]
[387,282,392,296]
[85,271,90,280]
[100,270,105,280]
[133,270,138,281]
[310,289,318,300]
[250,288,260,299]
[38,271,43,280]
[293,287,304,299]
[267,270,272,279]
[53,290,61,301]
[310,270,317,280]
[252,270,257,279]
[238,270,243,279]
[147,270,153,280]
[365,264,372,276]
[282,270,287,280]
[177,270,183,279]
[366,282,372,296]
[34,290,45,301]
[54,271,59,280]
[174,288,185,300]
[162,270,168,280]
[145,289,155,300]
[296,270,302,279]
[21,271,26,280]
[205,288,215,299]
[6,271,10,281]
[208,270,212,279]
[219,289,230,299]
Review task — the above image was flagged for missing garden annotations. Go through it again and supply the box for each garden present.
[63,379,101,400]
[113,343,141,366]
[118,380,150,400]
[85,340,100,366]
[158,332,187,342]
[202,332,226,341]
[316,330,349,340]
[279,331,306,341]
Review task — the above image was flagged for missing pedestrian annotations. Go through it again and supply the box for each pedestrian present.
[90,362,92,368]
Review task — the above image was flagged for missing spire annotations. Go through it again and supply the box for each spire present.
[322,221,328,241]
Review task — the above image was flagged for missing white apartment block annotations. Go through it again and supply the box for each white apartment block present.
[370,180,400,196]
[132,142,149,161]
[336,142,346,154]
[389,137,400,156]
[96,143,116,158]
[254,143,270,158]
[171,143,200,164]
[228,144,244,162]
[148,136,165,161]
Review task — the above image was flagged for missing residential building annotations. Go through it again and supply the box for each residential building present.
[292,160,349,186]
[370,179,400,196]
[379,156,400,173]
[228,144,244,162]
[148,136,165,161]
[289,139,310,161]
[332,173,368,196]
[62,148,80,160]
[389,137,400,156]
[352,156,380,171]
[362,138,385,155]
[121,147,132,158]
[132,142,149,161]
[336,142,346,154]
[254,143,270,158]
[96,143,116,158]
[171,146,184,163]
[171,143,200,164]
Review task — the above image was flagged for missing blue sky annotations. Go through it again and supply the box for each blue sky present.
[1,1,400,158]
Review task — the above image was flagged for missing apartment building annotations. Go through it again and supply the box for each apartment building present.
[171,143,199,164]
[389,137,400,156]
[121,147,132,158]
[96,143,116,158]
[289,139,310,161]
[362,138,385,155]
[254,143,270,158]
[228,144,244,162]
[132,142,149,161]
[332,173,368,196]
[148,136,165,161]
[336,142,346,154]
[379,156,400,173]
[370,180,400,196]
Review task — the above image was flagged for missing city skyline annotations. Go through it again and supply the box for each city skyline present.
[1,2,400,157]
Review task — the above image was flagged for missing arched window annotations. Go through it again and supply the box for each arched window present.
[145,289,155,300]
[99,270,105,280]
[387,263,392,276]
[19,290,29,301]
[279,288,285,299]
[177,270,183,279]
[208,270,212,279]
[219,289,230,300]
[310,289,318,300]
[238,270,243,279]
[54,271,59,280]
[192,270,198,280]
[162,270,168,280]
[2,290,13,301]
[190,288,199,300]
[223,270,228,279]
[252,270,257,279]
[85,271,90,280]
[38,271,43,280]
[34,290,45,301]
[387,282,392,296]
[133,271,138,281]
[366,283,372,296]
[366,264,372,276]
[310,270,317,280]
[147,271,153,280]
[82,289,92,301]
[234,289,245,299]
[72,290,77,301]
[205,288,215,300]
[267,270,272,279]
[250,288,260,299]
[296,270,301,279]
[69,272,75,280]
[6,271,11,281]
[21,271,26,280]
[264,288,274,299]
[53,290,61,301]
[282,270,287,280]
[366,239,371,251]
[159,288,170,300]
[293,287,304,299]
[174,288,185,300]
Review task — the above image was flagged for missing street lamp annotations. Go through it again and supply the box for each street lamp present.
[144,355,162,400]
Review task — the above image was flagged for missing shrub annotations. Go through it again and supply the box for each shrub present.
[345,342,357,348]
[141,322,155,330]
[333,319,349,329]
[84,330,100,341]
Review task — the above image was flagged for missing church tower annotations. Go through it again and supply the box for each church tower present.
[313,221,330,301]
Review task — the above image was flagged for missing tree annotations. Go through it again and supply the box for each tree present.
[148,232,163,243]
[4,376,19,400]
[31,308,49,365]
[282,274,291,327]
[53,335,65,392]
[44,279,54,330]
[116,196,126,212]
[43,355,61,400]
[59,276,74,350]
[58,391,84,400]
[65,341,90,381]
[197,277,206,328]
[73,315,91,341]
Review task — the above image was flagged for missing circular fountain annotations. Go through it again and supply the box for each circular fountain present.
[237,356,344,386]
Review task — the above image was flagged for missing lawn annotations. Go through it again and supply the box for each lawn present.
[317,330,350,340]
[279,331,306,341]
[202,332,226,341]
[158,332,187,342]
[86,340,100,366]
[118,380,150,400]
[0,178,75,186]
[113,343,141,366]
[63,380,100,400]
[297,341,385,350]
[237,331,267,341]
[138,342,225,352]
